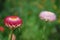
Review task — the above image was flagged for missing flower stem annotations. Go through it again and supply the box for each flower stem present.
[42,21,48,40]
[12,34,16,40]
[8,30,13,40]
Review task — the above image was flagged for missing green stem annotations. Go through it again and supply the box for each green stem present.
[8,30,13,40]
[42,21,48,40]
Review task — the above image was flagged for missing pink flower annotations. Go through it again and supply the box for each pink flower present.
[4,16,22,29]
[39,11,56,22]
[0,26,4,32]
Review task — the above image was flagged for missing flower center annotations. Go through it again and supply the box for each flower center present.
[9,16,18,21]
[11,18,17,20]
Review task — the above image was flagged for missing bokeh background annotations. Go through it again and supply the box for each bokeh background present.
[0,0,60,40]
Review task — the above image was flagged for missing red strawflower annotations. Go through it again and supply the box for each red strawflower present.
[4,16,22,29]
[0,26,4,32]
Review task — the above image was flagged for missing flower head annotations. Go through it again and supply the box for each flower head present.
[4,16,22,29]
[0,26,4,32]
[39,11,56,22]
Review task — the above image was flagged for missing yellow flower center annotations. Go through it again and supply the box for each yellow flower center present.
[9,16,18,21]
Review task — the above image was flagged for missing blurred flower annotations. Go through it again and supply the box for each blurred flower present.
[12,34,16,40]
[39,11,56,22]
[0,26,4,32]
[4,16,22,29]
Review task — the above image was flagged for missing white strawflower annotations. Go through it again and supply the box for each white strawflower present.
[39,11,56,22]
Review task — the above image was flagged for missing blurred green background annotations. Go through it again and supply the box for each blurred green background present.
[0,0,60,40]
